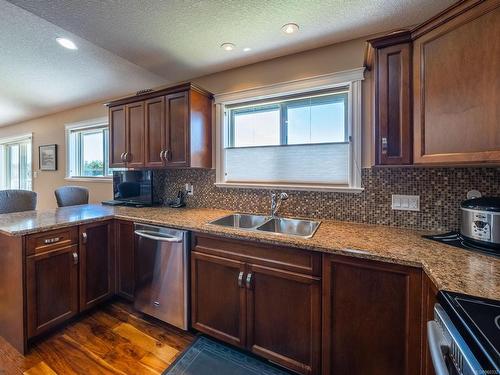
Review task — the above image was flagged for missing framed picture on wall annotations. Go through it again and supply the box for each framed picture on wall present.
[39,144,57,171]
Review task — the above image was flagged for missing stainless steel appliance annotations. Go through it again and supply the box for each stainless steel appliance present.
[428,291,499,375]
[460,197,500,248]
[134,223,189,330]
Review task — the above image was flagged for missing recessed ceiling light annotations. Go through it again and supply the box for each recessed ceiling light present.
[281,23,299,34]
[220,42,236,51]
[243,47,252,52]
[56,37,78,50]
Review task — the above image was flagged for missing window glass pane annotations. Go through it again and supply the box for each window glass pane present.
[9,144,20,189]
[287,95,347,145]
[82,130,104,176]
[231,106,280,147]
[19,142,31,190]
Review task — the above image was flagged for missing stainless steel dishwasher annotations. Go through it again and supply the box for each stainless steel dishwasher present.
[134,223,189,330]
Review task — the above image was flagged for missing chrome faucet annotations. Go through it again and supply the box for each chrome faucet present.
[270,192,288,217]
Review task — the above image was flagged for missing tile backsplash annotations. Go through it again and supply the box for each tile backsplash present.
[154,167,500,231]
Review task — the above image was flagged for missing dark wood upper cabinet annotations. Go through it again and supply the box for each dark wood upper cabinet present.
[26,244,79,338]
[413,2,500,165]
[374,43,412,165]
[368,0,500,166]
[79,221,115,312]
[322,254,423,375]
[115,220,135,301]
[165,91,189,167]
[126,102,145,168]
[145,96,165,168]
[109,105,127,168]
[107,83,212,169]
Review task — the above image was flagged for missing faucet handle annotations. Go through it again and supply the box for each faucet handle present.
[279,192,289,200]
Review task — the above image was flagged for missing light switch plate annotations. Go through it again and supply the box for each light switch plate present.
[185,183,194,196]
[392,194,420,211]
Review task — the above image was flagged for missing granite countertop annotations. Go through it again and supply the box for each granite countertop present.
[0,204,498,300]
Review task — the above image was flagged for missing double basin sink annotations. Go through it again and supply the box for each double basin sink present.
[208,213,321,239]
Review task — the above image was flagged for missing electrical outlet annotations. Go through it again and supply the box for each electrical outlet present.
[185,183,194,196]
[392,194,420,211]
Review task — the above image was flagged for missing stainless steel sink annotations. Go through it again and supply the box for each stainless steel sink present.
[208,213,270,229]
[209,213,321,239]
[256,217,321,239]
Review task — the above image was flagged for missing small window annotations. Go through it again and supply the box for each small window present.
[0,135,32,190]
[66,120,112,179]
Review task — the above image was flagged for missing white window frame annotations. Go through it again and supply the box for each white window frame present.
[214,68,365,193]
[65,117,112,183]
[0,133,33,190]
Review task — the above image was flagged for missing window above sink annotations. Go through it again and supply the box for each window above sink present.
[214,68,365,193]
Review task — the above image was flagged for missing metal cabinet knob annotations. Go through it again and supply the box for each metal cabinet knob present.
[237,271,244,288]
[245,273,253,289]
[81,232,87,244]
[72,252,79,265]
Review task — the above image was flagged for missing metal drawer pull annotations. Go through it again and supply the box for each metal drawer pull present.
[72,252,78,265]
[82,232,87,244]
[381,137,388,155]
[120,152,125,161]
[245,272,253,289]
[160,150,165,161]
[134,230,182,243]
[164,149,169,161]
[237,271,244,288]
[427,321,450,375]
[44,237,60,244]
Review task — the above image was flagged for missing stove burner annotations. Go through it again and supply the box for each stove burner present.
[423,231,500,258]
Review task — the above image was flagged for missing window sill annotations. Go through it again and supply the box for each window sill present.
[64,177,112,183]
[214,182,364,193]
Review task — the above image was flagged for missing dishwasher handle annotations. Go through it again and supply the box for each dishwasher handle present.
[134,230,183,243]
[427,321,450,375]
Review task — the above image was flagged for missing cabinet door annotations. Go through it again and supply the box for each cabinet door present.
[115,220,135,301]
[79,221,114,311]
[109,105,127,168]
[165,91,189,167]
[322,255,422,375]
[246,264,321,375]
[413,4,500,164]
[26,245,79,338]
[145,97,166,168]
[191,251,246,348]
[126,102,145,168]
[375,43,412,165]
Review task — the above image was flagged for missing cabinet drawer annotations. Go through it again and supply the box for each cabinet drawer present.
[26,227,79,256]
[192,233,321,276]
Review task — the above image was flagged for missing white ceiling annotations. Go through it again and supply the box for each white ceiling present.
[1,0,455,127]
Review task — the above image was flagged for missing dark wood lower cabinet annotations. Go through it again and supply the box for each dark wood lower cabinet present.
[191,233,322,375]
[322,254,423,375]
[191,251,246,348]
[246,264,321,375]
[26,245,79,338]
[115,220,135,300]
[79,221,115,311]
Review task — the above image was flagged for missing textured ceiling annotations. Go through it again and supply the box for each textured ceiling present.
[2,0,455,127]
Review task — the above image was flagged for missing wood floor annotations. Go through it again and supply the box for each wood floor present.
[0,300,195,375]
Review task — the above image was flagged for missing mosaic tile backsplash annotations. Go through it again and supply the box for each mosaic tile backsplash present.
[154,167,500,231]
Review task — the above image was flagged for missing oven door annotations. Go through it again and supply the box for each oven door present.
[427,320,460,375]
[428,304,484,375]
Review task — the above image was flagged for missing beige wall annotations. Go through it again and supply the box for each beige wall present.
[0,37,373,209]
[0,103,112,209]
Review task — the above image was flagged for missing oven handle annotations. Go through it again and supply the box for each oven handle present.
[427,321,450,375]
[134,230,182,243]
